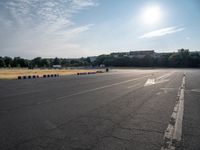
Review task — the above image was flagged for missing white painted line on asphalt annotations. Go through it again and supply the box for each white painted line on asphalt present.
[160,88,176,90]
[161,74,185,150]
[186,89,200,93]
[144,72,174,87]
[144,78,155,86]
[157,72,175,81]
[156,87,176,95]
[56,75,151,100]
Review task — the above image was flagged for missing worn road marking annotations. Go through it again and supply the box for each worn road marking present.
[144,78,155,86]
[186,89,200,93]
[161,74,185,150]
[56,75,151,100]
[144,72,174,87]
[157,72,175,80]
[160,88,176,90]
[156,88,176,95]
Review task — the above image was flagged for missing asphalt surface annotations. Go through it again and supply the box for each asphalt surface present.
[0,69,199,150]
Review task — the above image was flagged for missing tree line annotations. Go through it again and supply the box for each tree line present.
[93,50,200,68]
[0,49,200,68]
[0,57,91,68]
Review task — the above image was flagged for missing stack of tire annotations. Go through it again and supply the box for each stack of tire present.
[18,74,59,80]
[43,74,59,78]
[18,75,39,80]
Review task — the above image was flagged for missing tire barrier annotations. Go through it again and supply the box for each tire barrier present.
[96,70,104,73]
[77,72,88,75]
[77,71,104,75]
[18,74,59,79]
[88,72,96,74]
[45,74,59,78]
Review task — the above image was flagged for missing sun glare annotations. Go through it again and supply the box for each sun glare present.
[142,5,162,25]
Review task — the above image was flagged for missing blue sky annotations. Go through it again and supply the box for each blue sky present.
[0,0,200,58]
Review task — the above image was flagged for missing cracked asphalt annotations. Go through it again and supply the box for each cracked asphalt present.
[0,69,199,150]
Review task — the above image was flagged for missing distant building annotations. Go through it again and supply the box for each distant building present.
[111,52,129,58]
[111,50,156,58]
[129,50,156,58]
[53,65,61,69]
[178,48,189,53]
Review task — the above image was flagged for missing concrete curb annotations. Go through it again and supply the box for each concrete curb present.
[161,74,185,150]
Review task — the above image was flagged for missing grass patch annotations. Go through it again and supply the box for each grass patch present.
[0,68,100,79]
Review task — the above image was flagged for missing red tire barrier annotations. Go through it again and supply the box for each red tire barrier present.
[88,72,96,74]
[77,72,88,75]
[18,74,59,80]
[43,74,59,78]
[96,71,103,73]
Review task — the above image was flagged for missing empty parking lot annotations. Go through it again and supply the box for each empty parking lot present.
[0,69,200,150]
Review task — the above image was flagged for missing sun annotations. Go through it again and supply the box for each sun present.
[142,5,162,25]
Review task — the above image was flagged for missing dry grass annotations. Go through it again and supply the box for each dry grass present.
[0,68,99,79]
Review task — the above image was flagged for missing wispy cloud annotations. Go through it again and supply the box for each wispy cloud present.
[139,26,185,39]
[71,0,98,9]
[0,0,97,58]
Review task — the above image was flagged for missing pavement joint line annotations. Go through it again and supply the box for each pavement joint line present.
[56,75,151,100]
[161,74,185,150]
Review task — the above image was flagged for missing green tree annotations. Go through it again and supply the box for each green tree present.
[0,57,5,67]
[188,52,200,67]
[168,53,181,67]
[41,59,50,68]
[32,57,42,68]
[4,56,12,67]
[53,57,61,65]
[12,57,28,68]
